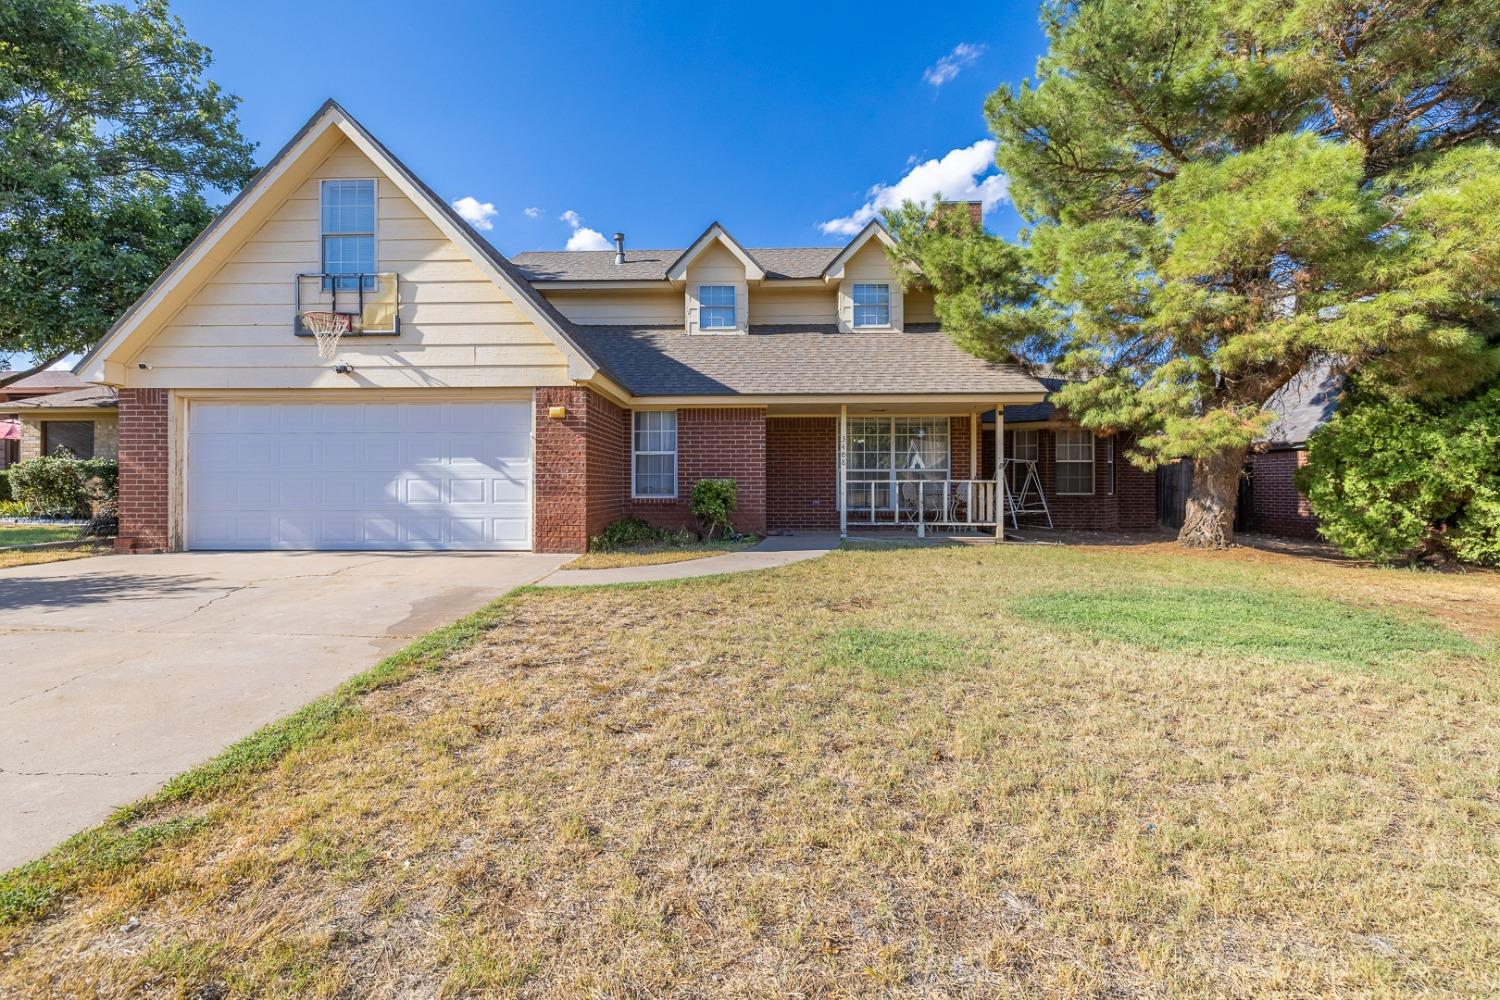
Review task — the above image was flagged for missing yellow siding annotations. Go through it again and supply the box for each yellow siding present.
[905,288,938,323]
[747,286,837,325]
[543,288,680,325]
[128,139,571,389]
[684,243,750,333]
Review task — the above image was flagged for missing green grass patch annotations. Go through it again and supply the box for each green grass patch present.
[0,523,78,546]
[821,626,971,678]
[0,596,524,928]
[1011,584,1484,668]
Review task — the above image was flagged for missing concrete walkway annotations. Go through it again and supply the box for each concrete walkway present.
[0,550,565,870]
[538,532,840,587]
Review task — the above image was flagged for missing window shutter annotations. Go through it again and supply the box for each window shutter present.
[837,287,853,333]
[685,289,698,334]
[735,284,748,332]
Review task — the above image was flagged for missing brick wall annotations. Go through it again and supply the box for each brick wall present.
[1247,448,1319,538]
[623,407,768,535]
[949,416,974,480]
[116,388,169,552]
[979,426,1155,531]
[767,417,837,531]
[534,386,627,553]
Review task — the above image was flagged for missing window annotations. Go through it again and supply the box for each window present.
[632,411,677,497]
[845,416,949,513]
[1055,429,1095,495]
[1008,429,1039,490]
[1106,436,1115,495]
[698,285,736,330]
[321,179,376,291]
[42,420,95,459]
[852,283,890,328]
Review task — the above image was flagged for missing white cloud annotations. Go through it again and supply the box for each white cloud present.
[451,196,497,231]
[560,209,612,251]
[923,43,986,88]
[818,139,1009,236]
[523,206,542,219]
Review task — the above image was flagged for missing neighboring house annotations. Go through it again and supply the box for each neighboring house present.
[76,100,1155,553]
[1243,361,1341,539]
[0,373,119,468]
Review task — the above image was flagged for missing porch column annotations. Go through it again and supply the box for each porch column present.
[995,404,1005,539]
[969,411,978,480]
[838,404,848,538]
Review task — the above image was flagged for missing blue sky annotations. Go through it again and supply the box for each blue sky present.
[173,0,1048,253]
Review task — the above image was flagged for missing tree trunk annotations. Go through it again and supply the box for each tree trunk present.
[1177,447,1247,549]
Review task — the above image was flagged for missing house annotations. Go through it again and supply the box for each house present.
[76,100,1155,553]
[0,373,119,469]
[1243,361,1341,539]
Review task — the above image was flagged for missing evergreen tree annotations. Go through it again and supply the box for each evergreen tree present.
[889,0,1500,547]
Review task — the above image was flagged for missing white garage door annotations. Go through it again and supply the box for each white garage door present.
[186,400,532,551]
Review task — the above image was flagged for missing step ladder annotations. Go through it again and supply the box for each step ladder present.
[1001,459,1053,529]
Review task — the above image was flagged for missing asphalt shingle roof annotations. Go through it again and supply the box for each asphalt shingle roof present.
[512,247,842,282]
[574,325,1044,397]
[1260,360,1341,447]
[2,385,118,410]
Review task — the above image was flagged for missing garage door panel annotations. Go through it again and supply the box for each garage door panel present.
[187,400,533,551]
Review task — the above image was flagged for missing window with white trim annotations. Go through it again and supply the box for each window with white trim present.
[632,411,677,497]
[1055,429,1095,495]
[321,179,376,291]
[852,283,890,328]
[845,416,949,513]
[698,285,736,330]
[1008,428,1039,490]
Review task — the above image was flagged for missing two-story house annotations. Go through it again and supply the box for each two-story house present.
[78,100,1155,553]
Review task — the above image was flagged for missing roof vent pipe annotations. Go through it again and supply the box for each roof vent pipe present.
[613,232,625,265]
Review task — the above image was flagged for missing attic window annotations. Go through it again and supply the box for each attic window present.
[698,285,736,330]
[853,283,890,328]
[321,179,376,291]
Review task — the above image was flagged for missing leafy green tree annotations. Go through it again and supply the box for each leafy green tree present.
[889,0,1500,547]
[1298,377,1500,565]
[0,0,256,384]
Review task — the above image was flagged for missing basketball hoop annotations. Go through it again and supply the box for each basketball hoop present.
[303,311,354,359]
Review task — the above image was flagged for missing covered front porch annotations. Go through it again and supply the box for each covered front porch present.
[762,400,1052,539]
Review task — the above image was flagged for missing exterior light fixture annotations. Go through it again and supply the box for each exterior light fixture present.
[548,405,567,420]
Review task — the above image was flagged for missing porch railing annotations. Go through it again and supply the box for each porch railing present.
[844,478,1002,535]
[843,460,1053,536]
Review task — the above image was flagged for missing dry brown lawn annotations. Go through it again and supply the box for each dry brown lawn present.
[0,545,108,571]
[565,536,756,570]
[2,538,1497,998]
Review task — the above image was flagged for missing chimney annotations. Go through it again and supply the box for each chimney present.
[931,201,985,231]
[613,232,625,266]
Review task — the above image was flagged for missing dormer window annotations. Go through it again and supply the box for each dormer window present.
[321,179,376,291]
[698,285,737,330]
[852,283,890,328]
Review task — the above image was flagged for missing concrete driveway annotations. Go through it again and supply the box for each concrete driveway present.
[0,550,565,870]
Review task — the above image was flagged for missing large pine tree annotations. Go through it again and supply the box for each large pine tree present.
[889,0,1500,547]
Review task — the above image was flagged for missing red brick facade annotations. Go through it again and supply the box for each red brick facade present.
[766,418,838,531]
[979,427,1156,531]
[533,394,769,551]
[114,388,1160,554]
[1246,449,1319,538]
[533,386,627,553]
[621,407,767,536]
[116,388,170,552]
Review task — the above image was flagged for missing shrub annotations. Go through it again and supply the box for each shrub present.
[1298,379,1500,565]
[6,453,119,518]
[0,468,10,503]
[690,478,738,539]
[588,517,695,553]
